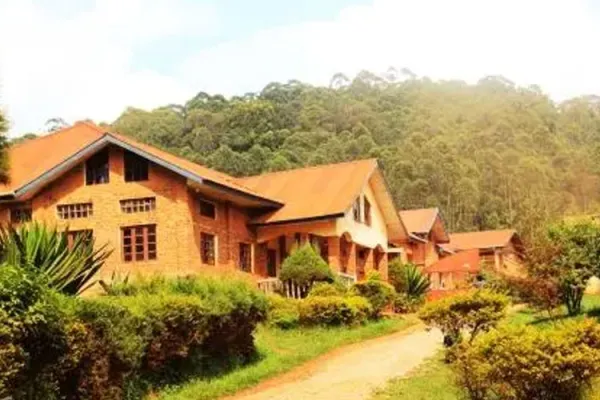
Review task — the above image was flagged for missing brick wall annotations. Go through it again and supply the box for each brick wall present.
[0,145,255,279]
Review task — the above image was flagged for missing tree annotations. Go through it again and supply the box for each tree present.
[44,117,69,132]
[419,290,509,347]
[280,243,333,297]
[0,107,9,183]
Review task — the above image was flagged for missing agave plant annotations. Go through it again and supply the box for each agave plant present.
[403,263,431,298]
[0,222,112,295]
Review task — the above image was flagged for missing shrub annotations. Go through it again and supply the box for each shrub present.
[453,320,600,400]
[418,290,509,347]
[299,295,371,326]
[267,295,300,329]
[308,281,347,297]
[350,278,395,317]
[280,243,333,297]
[388,260,430,299]
[393,293,424,314]
[0,223,112,295]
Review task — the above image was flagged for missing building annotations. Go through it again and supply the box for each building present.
[440,229,524,276]
[0,122,408,282]
[398,207,450,267]
[425,249,480,294]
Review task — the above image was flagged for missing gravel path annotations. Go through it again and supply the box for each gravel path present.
[228,325,442,400]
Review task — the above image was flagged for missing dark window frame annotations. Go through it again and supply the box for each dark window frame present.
[10,206,32,224]
[85,149,109,185]
[364,197,372,227]
[124,150,149,182]
[198,198,216,219]
[238,242,252,272]
[352,197,361,223]
[122,224,157,262]
[201,232,216,265]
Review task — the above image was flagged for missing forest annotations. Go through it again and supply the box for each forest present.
[12,70,600,242]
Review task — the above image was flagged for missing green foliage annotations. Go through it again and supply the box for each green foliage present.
[0,223,112,295]
[0,274,268,399]
[388,260,430,299]
[0,106,8,183]
[453,320,600,400]
[298,296,371,326]
[393,293,425,314]
[419,290,509,346]
[279,243,333,293]
[308,281,348,297]
[350,277,395,317]
[107,73,600,242]
[266,295,300,329]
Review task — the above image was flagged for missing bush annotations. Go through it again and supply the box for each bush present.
[267,295,300,329]
[0,274,269,399]
[453,320,600,400]
[418,290,509,347]
[299,296,371,326]
[280,243,333,297]
[308,281,347,297]
[350,278,395,317]
[393,293,424,314]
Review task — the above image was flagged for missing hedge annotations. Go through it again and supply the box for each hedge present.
[0,271,268,399]
[298,295,371,326]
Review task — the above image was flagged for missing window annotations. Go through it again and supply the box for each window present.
[10,207,32,224]
[85,149,109,185]
[124,150,149,182]
[201,233,216,265]
[57,203,93,220]
[122,225,156,262]
[66,230,93,249]
[120,197,156,213]
[199,199,216,219]
[352,198,361,222]
[239,243,251,272]
[364,197,372,226]
[278,235,287,261]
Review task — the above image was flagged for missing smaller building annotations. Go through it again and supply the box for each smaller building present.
[425,249,480,294]
[398,208,450,267]
[440,229,524,276]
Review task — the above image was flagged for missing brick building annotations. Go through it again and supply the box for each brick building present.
[1,122,408,282]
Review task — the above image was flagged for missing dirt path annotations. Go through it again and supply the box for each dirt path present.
[228,325,442,400]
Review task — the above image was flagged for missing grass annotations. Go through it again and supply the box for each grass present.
[156,316,415,400]
[370,295,600,400]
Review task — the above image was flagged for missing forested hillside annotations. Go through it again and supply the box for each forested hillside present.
[107,71,600,241]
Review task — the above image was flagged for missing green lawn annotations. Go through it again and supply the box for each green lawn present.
[156,316,415,400]
[371,296,600,400]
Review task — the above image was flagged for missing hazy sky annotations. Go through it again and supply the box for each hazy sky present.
[1,0,599,136]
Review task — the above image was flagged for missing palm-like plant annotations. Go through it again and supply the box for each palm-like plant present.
[0,223,112,295]
[403,263,430,298]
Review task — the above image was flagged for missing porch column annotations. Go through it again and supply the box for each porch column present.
[327,236,341,272]
[379,253,389,280]
[364,248,375,278]
[254,243,267,277]
[347,242,357,277]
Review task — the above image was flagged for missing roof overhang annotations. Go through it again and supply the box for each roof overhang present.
[0,133,282,208]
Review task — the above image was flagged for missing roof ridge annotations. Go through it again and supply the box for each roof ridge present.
[239,158,377,180]
[10,121,104,151]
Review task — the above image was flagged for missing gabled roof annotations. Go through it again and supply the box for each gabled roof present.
[399,207,449,243]
[1,121,281,206]
[400,208,439,234]
[240,159,377,224]
[425,249,480,274]
[443,229,518,252]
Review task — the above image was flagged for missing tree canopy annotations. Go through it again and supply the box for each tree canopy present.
[102,72,600,242]
[0,105,9,183]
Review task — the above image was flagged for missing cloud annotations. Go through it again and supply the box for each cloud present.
[1,0,600,136]
[180,0,600,99]
[0,0,218,136]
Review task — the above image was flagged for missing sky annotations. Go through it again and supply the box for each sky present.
[1,0,600,137]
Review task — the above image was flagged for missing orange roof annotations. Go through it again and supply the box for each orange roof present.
[443,229,517,251]
[399,208,439,234]
[2,121,279,204]
[425,249,480,274]
[239,159,378,224]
